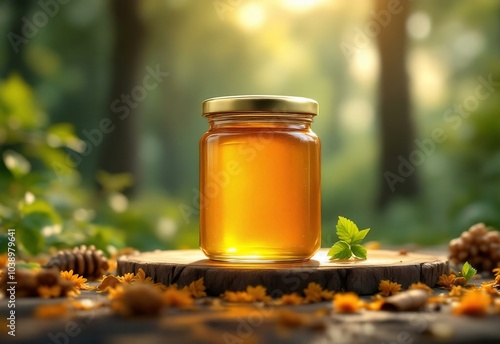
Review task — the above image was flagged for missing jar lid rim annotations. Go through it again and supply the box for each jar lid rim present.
[202,95,318,116]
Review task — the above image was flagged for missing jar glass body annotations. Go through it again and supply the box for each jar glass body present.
[199,113,321,262]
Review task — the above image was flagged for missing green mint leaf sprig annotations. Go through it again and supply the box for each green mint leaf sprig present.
[461,261,477,282]
[327,216,370,260]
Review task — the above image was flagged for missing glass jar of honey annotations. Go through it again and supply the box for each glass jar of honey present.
[200,95,321,262]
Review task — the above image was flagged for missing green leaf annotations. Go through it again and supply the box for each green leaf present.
[351,244,367,259]
[352,228,370,244]
[462,261,477,282]
[336,216,359,244]
[327,241,352,260]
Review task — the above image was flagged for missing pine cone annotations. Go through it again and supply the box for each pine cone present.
[449,223,500,273]
[45,245,109,280]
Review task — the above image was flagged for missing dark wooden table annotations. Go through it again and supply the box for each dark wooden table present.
[2,248,500,344]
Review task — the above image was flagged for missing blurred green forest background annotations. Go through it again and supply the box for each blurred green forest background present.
[0,0,499,257]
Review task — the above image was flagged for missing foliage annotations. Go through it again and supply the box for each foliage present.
[461,262,477,283]
[328,216,370,260]
[0,75,193,257]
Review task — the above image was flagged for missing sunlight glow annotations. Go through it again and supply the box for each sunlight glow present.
[237,3,266,31]
[282,0,325,11]
[406,11,432,40]
[408,49,448,107]
[339,99,374,133]
[348,46,379,85]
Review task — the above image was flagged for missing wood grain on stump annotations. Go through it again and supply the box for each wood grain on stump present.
[117,249,448,296]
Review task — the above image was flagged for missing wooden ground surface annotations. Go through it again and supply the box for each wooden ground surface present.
[1,248,500,344]
[117,249,449,295]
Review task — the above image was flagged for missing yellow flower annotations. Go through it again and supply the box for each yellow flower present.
[304,282,323,303]
[246,285,270,302]
[333,292,363,313]
[107,285,125,300]
[378,280,402,297]
[222,291,254,303]
[133,268,154,284]
[162,287,194,308]
[279,293,304,305]
[37,285,62,299]
[34,304,68,319]
[184,278,207,298]
[117,272,135,284]
[408,282,433,294]
[493,267,500,277]
[60,270,89,295]
[452,290,491,316]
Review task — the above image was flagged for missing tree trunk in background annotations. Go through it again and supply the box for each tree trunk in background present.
[376,0,417,207]
[98,0,145,195]
[1,0,35,83]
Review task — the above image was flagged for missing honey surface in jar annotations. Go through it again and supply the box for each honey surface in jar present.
[200,114,321,262]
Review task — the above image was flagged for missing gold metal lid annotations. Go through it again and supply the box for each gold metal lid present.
[202,95,318,116]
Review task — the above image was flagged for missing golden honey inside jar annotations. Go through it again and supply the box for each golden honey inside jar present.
[200,95,321,262]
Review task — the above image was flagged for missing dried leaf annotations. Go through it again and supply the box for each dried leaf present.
[378,280,402,297]
[97,275,121,292]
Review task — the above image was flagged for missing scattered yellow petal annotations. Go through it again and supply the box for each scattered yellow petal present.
[378,280,402,297]
[34,303,68,319]
[162,287,194,308]
[333,292,363,313]
[37,285,62,299]
[222,291,254,303]
[246,285,270,302]
[185,278,207,298]
[452,290,491,316]
[107,285,125,300]
[365,300,384,311]
[133,268,154,284]
[449,286,466,298]
[97,275,122,292]
[279,293,304,305]
[117,272,135,284]
[427,294,449,305]
[409,282,433,294]
[481,282,500,296]
[304,282,323,303]
[320,290,335,301]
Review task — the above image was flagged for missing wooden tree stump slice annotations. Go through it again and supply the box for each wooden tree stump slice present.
[117,249,448,296]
